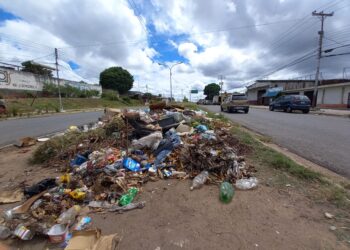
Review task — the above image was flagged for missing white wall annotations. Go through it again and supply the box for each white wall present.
[0,68,43,91]
[247,89,257,101]
[343,86,350,104]
[0,67,102,94]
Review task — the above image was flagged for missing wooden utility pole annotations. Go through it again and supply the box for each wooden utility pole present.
[312,11,333,107]
[55,48,63,111]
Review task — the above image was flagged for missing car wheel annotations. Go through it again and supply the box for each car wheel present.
[269,105,274,111]
[286,106,292,113]
[244,108,249,114]
[303,109,309,114]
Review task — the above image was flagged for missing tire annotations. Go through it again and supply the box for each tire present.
[286,106,292,113]
[269,105,274,111]
[302,109,310,114]
[244,108,249,114]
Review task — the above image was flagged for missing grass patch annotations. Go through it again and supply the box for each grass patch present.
[4,97,142,116]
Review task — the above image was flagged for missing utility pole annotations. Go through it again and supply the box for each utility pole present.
[312,11,333,107]
[146,84,148,93]
[181,89,183,100]
[218,75,225,95]
[55,48,63,112]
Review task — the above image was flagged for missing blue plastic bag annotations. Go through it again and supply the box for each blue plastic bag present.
[123,157,141,172]
[196,125,208,133]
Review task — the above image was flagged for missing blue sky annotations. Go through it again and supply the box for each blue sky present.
[0,0,349,100]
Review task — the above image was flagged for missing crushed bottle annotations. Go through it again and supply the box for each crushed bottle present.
[219,182,234,203]
[190,171,209,190]
[235,177,258,190]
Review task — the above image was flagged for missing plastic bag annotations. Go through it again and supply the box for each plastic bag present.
[235,177,258,190]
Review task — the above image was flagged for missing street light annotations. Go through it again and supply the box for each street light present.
[158,62,183,101]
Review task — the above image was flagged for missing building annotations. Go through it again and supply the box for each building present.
[246,79,350,109]
[0,66,102,97]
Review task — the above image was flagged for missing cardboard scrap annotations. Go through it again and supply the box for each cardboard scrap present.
[65,229,120,250]
[0,189,23,204]
[14,137,36,148]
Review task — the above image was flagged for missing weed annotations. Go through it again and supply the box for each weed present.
[11,107,19,117]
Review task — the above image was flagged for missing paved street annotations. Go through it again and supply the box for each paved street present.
[204,105,350,178]
[0,111,103,147]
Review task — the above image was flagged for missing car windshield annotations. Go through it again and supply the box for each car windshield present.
[293,95,310,101]
[232,95,247,100]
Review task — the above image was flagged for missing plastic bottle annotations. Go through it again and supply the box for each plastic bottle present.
[119,187,138,206]
[220,182,234,203]
[0,225,11,240]
[57,205,81,225]
[235,177,258,190]
[190,171,209,190]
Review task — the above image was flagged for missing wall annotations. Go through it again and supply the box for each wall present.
[318,85,350,108]
[0,67,102,96]
[0,68,43,91]
[247,89,257,101]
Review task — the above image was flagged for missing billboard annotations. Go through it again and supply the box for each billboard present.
[0,68,43,91]
[190,89,198,94]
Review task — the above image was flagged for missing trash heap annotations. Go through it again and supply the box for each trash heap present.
[0,104,257,246]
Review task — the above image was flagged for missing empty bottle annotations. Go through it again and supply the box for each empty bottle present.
[57,205,81,225]
[0,225,11,240]
[190,171,209,190]
[119,187,138,206]
[235,177,258,190]
[220,182,234,203]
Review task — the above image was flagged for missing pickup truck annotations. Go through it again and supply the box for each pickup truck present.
[220,94,249,113]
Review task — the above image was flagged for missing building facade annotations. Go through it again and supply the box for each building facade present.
[246,79,350,109]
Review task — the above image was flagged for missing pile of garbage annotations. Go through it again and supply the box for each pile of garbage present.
[0,104,258,246]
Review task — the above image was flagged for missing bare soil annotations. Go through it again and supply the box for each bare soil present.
[0,146,349,250]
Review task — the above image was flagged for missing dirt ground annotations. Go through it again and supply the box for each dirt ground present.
[0,146,349,250]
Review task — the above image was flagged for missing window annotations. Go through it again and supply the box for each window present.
[232,95,247,100]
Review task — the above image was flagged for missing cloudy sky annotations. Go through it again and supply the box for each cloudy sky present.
[0,0,350,100]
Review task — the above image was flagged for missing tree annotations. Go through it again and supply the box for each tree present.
[183,96,189,102]
[99,66,133,94]
[21,61,53,76]
[203,83,220,100]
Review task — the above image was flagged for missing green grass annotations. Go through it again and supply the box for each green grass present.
[3,97,142,117]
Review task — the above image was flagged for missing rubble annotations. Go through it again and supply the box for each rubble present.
[0,104,257,245]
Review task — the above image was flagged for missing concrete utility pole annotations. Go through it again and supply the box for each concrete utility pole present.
[55,48,63,111]
[218,75,225,95]
[312,11,333,107]
[158,62,183,101]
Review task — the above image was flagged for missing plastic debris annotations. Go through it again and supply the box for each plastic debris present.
[235,177,258,190]
[324,212,334,219]
[24,178,57,197]
[57,205,81,225]
[119,187,138,206]
[132,131,163,150]
[123,157,141,172]
[190,171,209,190]
[196,124,208,133]
[109,201,146,213]
[47,224,69,243]
[0,225,11,240]
[73,216,92,231]
[220,182,234,203]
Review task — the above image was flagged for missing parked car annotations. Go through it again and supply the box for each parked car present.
[0,99,6,114]
[221,94,249,113]
[269,95,311,113]
[196,99,205,105]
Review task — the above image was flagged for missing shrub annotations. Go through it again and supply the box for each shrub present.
[122,96,131,103]
[102,90,119,101]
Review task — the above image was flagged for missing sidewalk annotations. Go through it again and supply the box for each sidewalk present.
[250,105,350,118]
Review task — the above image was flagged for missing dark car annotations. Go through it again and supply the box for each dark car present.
[269,95,311,113]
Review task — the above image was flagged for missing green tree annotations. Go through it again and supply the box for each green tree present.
[183,96,189,102]
[99,67,133,94]
[21,61,53,76]
[203,83,220,100]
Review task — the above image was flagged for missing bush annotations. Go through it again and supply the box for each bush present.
[11,107,19,117]
[102,90,119,101]
[122,96,131,103]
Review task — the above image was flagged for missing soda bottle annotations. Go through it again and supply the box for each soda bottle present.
[219,182,234,203]
[190,171,209,190]
[119,187,138,206]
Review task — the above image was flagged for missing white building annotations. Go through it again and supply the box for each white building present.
[246,79,350,109]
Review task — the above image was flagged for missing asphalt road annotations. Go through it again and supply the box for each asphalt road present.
[204,105,350,178]
[0,111,103,147]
